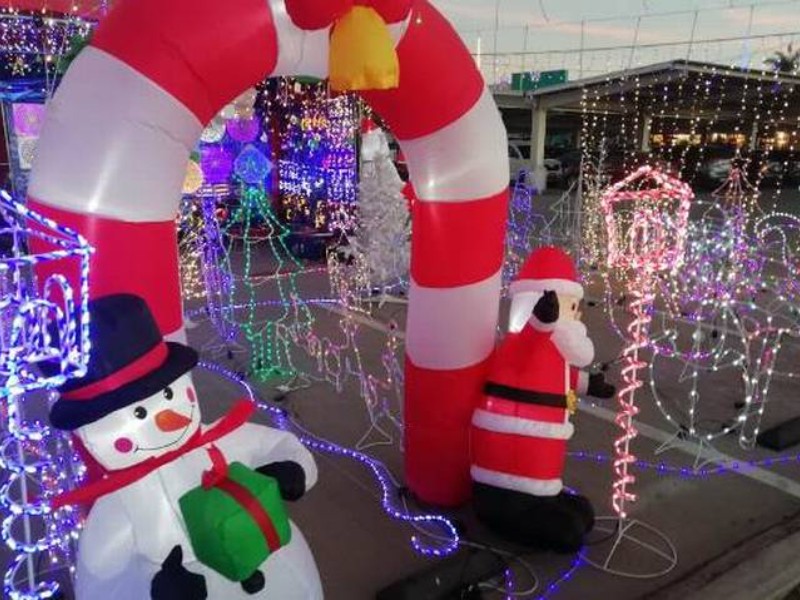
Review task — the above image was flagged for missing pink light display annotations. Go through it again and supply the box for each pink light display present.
[11,103,45,138]
[602,166,692,275]
[601,166,692,520]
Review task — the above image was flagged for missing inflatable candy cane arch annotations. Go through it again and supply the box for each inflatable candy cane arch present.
[29,0,508,507]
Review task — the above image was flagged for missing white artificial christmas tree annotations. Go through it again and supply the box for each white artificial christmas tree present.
[353,119,411,294]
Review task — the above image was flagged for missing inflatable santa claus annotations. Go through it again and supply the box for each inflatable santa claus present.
[48,295,322,599]
[470,246,615,553]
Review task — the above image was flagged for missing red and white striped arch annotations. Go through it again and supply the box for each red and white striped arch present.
[29,0,509,506]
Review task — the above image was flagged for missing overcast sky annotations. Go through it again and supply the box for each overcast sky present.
[431,0,800,83]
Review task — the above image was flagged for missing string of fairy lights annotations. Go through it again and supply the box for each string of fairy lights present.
[567,10,800,475]
[3,3,800,597]
[595,170,800,451]
[600,166,693,521]
[0,6,96,79]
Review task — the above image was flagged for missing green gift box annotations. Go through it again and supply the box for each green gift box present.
[179,462,292,582]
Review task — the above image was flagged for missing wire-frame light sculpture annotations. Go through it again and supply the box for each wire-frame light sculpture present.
[0,190,92,600]
[583,165,690,579]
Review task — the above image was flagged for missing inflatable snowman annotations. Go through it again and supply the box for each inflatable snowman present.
[49,294,323,599]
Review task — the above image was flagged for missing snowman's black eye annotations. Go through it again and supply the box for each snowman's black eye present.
[134,406,147,420]
[163,387,174,401]
[572,303,577,311]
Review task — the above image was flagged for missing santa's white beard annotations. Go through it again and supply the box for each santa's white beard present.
[551,320,595,368]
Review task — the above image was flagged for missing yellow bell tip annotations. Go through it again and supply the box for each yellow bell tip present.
[329,6,400,92]
[330,72,399,93]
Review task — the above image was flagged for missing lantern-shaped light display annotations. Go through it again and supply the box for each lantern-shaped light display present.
[12,103,45,137]
[600,165,693,522]
[200,117,227,144]
[183,159,205,195]
[234,145,273,185]
[200,146,234,185]
[227,117,261,144]
[601,165,693,274]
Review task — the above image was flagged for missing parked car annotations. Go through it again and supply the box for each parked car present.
[558,150,582,187]
[508,140,532,181]
[695,151,793,189]
[544,158,563,182]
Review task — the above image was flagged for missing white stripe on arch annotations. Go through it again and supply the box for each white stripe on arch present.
[401,88,508,202]
[268,0,410,79]
[29,47,202,222]
[268,0,330,78]
[406,270,502,370]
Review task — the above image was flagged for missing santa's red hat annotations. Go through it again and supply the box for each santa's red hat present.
[510,246,583,299]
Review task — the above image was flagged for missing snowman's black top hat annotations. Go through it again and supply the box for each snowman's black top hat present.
[49,294,198,431]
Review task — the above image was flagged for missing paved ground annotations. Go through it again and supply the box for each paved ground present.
[177,256,800,600]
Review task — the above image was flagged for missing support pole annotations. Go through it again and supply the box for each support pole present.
[749,121,759,151]
[640,115,653,153]
[530,104,548,192]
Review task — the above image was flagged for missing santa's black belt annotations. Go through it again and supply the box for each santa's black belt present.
[484,382,568,409]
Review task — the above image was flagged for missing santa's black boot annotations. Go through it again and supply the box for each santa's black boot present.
[241,570,266,595]
[557,491,595,535]
[473,484,587,554]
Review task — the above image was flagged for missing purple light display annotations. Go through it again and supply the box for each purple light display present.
[226,117,261,144]
[11,103,45,137]
[200,146,235,185]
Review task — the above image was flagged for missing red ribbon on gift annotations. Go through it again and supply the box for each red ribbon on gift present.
[202,446,230,489]
[202,447,282,554]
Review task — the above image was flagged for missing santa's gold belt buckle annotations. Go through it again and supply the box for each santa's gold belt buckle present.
[567,390,579,415]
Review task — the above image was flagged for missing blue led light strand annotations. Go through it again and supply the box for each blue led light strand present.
[534,555,584,600]
[0,191,91,600]
[199,361,460,557]
[568,450,800,478]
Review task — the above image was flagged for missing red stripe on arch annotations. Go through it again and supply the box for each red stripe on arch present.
[411,190,508,288]
[361,0,484,140]
[28,200,182,337]
[405,356,494,506]
[92,0,278,124]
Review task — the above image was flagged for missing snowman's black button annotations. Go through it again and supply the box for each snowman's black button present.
[241,570,265,595]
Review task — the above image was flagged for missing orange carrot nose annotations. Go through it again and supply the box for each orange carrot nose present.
[155,409,192,432]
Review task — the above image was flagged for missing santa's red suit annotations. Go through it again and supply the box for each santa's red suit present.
[471,320,590,497]
[470,246,611,553]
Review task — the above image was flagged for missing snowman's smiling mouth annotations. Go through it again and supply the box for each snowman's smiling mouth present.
[135,407,196,453]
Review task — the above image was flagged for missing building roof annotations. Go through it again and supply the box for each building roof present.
[494,60,800,123]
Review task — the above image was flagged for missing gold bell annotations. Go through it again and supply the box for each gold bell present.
[329,6,400,92]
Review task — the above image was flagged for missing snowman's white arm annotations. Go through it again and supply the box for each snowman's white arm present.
[75,497,138,593]
[218,422,319,491]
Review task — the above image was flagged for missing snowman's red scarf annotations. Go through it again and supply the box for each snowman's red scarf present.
[52,400,255,510]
